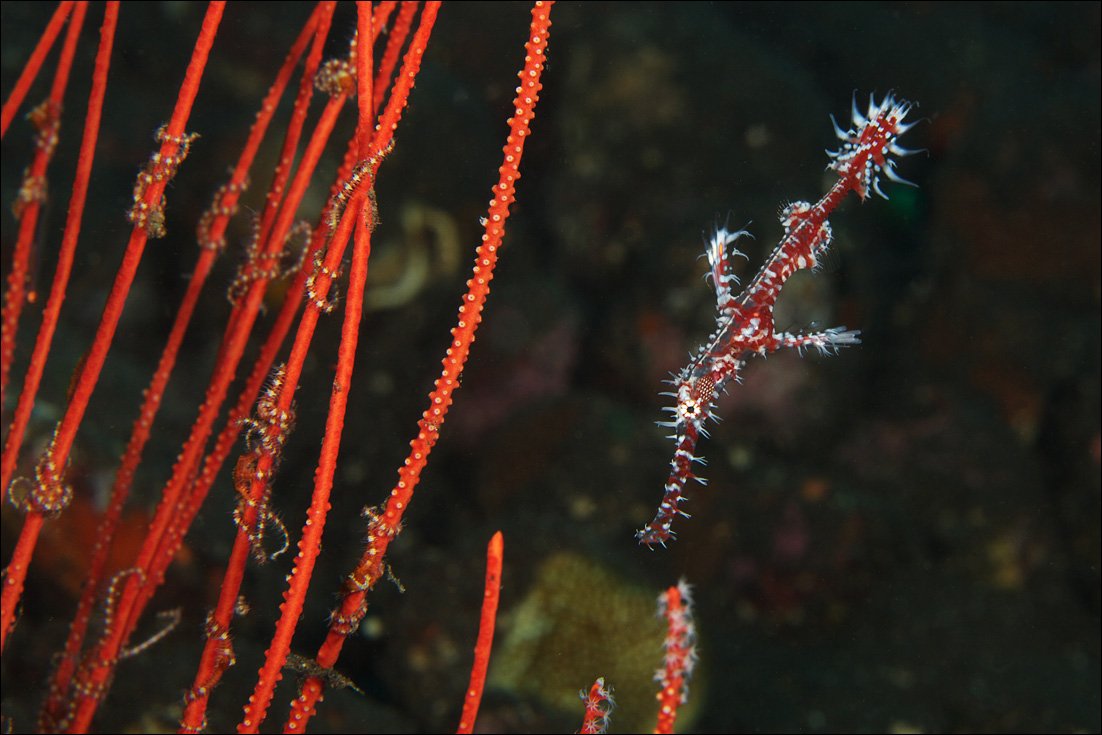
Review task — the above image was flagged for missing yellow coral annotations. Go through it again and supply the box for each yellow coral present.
[489,552,700,732]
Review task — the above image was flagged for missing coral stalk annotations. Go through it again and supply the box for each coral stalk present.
[654,581,696,735]
[456,531,505,734]
[0,0,84,399]
[0,0,96,656]
[0,1,73,139]
[174,8,337,732]
[4,0,223,662]
[579,677,615,734]
[239,3,431,730]
[283,2,552,729]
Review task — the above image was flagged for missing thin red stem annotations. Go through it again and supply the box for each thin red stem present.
[283,4,550,730]
[89,84,349,733]
[1,0,86,484]
[56,5,226,731]
[0,1,73,139]
[237,188,371,734]
[374,1,417,113]
[238,7,379,730]
[26,2,121,718]
[38,8,326,732]
[456,531,504,734]
[0,0,102,657]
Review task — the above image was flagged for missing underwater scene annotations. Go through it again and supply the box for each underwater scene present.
[2,3,1099,733]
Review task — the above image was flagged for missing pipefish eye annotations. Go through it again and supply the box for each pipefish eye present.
[683,400,701,418]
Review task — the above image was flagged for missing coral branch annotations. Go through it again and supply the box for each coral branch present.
[654,581,696,735]
[0,1,84,398]
[47,6,228,731]
[456,531,504,734]
[579,677,615,734]
[284,3,552,730]
[0,1,99,657]
[2,5,560,733]
[43,10,328,730]
[0,1,73,139]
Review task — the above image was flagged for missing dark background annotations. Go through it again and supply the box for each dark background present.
[2,2,1098,732]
